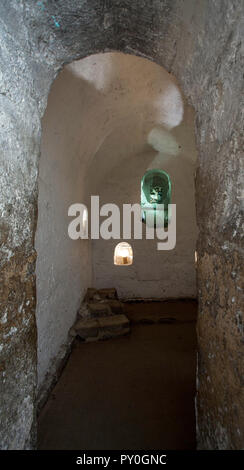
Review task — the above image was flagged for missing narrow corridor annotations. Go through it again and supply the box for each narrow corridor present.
[1,1,242,451]
[38,301,197,450]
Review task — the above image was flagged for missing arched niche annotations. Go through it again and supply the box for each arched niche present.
[141,169,171,227]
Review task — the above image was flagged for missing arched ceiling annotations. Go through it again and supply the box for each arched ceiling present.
[51,52,186,194]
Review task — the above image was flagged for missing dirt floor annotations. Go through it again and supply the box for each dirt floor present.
[38,300,197,450]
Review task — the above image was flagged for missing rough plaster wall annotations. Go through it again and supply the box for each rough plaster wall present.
[0,0,243,450]
[35,70,92,394]
[168,2,244,449]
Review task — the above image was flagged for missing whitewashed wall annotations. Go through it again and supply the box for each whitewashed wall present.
[85,53,198,298]
[35,68,93,390]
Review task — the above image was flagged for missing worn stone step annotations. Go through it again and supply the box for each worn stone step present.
[87,302,113,317]
[97,288,118,300]
[73,314,130,342]
[84,287,118,302]
[107,299,124,315]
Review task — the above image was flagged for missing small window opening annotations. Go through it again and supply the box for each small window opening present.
[114,242,133,266]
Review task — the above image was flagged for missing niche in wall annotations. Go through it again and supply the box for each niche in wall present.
[141,169,171,228]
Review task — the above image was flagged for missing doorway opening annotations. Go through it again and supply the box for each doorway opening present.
[35,52,198,449]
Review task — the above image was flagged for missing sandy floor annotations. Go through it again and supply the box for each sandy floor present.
[38,301,197,450]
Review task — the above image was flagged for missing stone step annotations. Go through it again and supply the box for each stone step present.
[85,287,118,302]
[87,302,113,317]
[97,288,118,300]
[107,299,124,315]
[87,300,124,316]
[71,314,130,342]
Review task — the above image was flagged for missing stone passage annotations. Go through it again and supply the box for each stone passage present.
[0,1,243,450]
[38,300,197,450]
[70,288,130,341]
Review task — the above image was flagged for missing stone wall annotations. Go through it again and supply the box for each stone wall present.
[0,0,243,449]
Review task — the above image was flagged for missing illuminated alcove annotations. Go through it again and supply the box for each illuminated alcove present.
[141,169,171,228]
[114,242,133,266]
